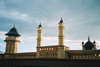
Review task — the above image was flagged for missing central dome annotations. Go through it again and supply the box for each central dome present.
[84,41,93,50]
[84,37,94,50]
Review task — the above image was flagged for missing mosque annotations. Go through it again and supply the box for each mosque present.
[4,18,100,59]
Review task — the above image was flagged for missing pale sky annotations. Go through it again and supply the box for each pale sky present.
[0,0,100,53]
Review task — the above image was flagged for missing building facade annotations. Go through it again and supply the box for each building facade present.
[4,18,100,59]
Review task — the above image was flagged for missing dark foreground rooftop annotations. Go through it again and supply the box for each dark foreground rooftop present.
[0,59,100,67]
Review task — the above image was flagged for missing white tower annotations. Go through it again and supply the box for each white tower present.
[58,18,65,46]
[58,18,65,58]
[37,23,43,47]
[36,23,43,58]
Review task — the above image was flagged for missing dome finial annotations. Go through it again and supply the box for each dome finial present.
[40,22,41,25]
[60,17,63,23]
[88,36,90,41]
[14,24,15,28]
[61,17,62,20]
[39,22,42,27]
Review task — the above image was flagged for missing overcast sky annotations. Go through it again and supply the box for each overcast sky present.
[0,0,100,53]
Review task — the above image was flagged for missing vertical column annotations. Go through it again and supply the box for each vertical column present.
[4,37,20,59]
[36,23,43,58]
[37,23,43,47]
[58,18,65,58]
[58,18,65,46]
[5,37,20,54]
[82,42,84,50]
[93,41,96,50]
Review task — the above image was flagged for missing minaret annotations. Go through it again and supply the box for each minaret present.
[82,41,84,50]
[4,25,21,58]
[58,18,65,46]
[93,40,96,50]
[36,23,43,58]
[37,23,43,47]
[58,18,65,58]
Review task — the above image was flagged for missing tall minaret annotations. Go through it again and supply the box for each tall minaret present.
[36,23,43,58]
[58,18,65,46]
[37,23,43,47]
[4,25,21,58]
[58,18,65,58]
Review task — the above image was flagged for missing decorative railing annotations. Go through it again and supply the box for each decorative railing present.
[4,52,36,59]
[38,46,58,51]
[70,54,100,59]
[14,55,36,59]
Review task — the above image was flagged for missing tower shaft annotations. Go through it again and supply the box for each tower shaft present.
[36,25,43,58]
[37,27,43,47]
[58,23,65,46]
[93,41,96,50]
[5,37,20,54]
[82,44,84,50]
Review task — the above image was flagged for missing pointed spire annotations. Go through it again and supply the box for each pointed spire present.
[60,17,63,23]
[88,36,90,41]
[39,22,42,27]
[14,24,15,28]
[61,17,62,20]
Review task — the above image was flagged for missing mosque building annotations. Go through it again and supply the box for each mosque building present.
[4,18,100,59]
